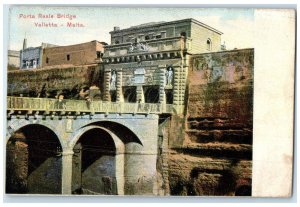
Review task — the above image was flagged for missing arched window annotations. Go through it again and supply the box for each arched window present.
[207,39,212,51]
[143,86,159,103]
[123,86,137,103]
[180,32,186,37]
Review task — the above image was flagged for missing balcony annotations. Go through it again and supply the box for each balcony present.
[7,96,176,115]
[103,37,192,60]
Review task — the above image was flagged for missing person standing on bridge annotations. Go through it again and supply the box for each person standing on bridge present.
[56,94,66,110]
[85,96,92,110]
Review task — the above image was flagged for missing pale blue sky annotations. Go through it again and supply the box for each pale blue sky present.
[9,6,255,50]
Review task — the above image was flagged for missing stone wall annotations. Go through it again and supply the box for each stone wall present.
[167,48,254,196]
[6,132,28,193]
[190,22,222,53]
[7,65,102,97]
[110,20,192,45]
[6,126,62,194]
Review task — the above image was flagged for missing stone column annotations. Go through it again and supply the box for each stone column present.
[173,65,187,113]
[104,68,111,101]
[136,85,144,103]
[116,69,123,102]
[172,66,180,106]
[61,148,74,195]
[179,55,189,112]
[159,66,166,104]
[179,66,185,105]
[72,143,82,193]
[115,153,125,195]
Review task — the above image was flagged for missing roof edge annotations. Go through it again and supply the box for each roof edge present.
[109,18,223,35]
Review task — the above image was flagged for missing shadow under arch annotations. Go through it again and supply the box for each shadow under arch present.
[7,121,65,148]
[86,121,143,146]
[70,125,126,195]
[6,124,62,194]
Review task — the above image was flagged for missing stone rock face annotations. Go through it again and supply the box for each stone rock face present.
[167,49,254,196]
[6,126,62,194]
[6,132,28,193]
[168,152,252,196]
[7,65,102,98]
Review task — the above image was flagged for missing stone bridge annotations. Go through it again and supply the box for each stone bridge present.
[6,96,174,195]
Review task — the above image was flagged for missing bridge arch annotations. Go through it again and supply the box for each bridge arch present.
[69,125,124,151]
[68,121,145,195]
[70,125,127,195]
[7,120,65,148]
[6,124,62,194]
[69,120,143,148]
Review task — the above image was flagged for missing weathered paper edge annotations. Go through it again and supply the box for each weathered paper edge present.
[252,9,295,197]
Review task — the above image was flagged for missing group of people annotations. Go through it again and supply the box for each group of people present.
[55,84,101,110]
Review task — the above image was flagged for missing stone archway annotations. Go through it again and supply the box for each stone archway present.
[6,124,63,194]
[70,126,125,195]
[123,86,137,103]
[144,86,159,103]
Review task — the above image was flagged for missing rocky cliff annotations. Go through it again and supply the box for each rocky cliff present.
[167,49,254,196]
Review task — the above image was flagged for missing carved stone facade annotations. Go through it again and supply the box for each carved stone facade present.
[103,18,222,113]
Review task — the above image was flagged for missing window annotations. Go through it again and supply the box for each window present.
[156,35,161,39]
[145,35,150,40]
[165,90,173,104]
[46,57,49,64]
[123,87,137,103]
[180,32,186,37]
[148,33,154,39]
[96,51,101,58]
[143,86,159,103]
[67,54,70,61]
[115,40,120,44]
[110,90,117,102]
[138,35,144,40]
[207,39,212,51]
[33,60,37,68]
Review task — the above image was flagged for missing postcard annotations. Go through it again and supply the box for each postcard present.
[4,6,295,197]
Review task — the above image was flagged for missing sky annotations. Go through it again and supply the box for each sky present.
[8,6,255,51]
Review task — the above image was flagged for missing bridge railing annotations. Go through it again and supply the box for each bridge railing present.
[7,96,176,114]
